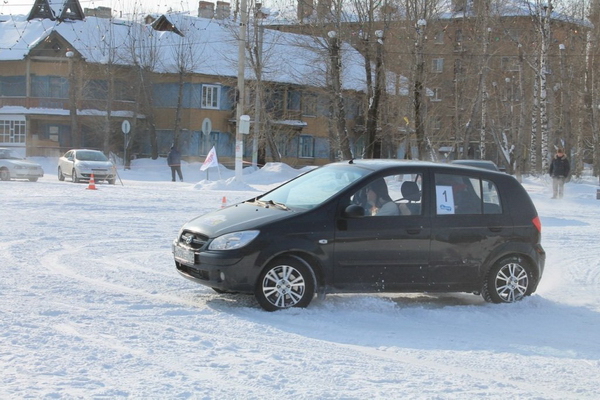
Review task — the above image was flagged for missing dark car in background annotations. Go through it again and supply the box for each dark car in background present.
[173,160,545,311]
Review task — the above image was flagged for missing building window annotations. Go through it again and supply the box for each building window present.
[302,92,317,116]
[0,76,26,96]
[455,29,463,43]
[434,31,444,44]
[31,76,68,98]
[299,135,314,158]
[0,119,26,144]
[202,84,220,109]
[287,90,301,111]
[432,58,444,73]
[266,88,284,118]
[432,88,442,102]
[84,79,108,100]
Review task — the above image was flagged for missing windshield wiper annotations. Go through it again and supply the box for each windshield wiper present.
[247,198,289,211]
[266,200,289,211]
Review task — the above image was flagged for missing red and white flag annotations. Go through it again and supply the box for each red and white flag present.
[200,146,219,171]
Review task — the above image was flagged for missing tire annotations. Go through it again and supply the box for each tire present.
[108,178,116,185]
[58,167,65,181]
[0,168,10,181]
[72,169,79,183]
[482,256,535,303]
[254,256,315,311]
[28,177,38,182]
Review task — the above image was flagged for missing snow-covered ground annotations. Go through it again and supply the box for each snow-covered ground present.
[1,157,599,399]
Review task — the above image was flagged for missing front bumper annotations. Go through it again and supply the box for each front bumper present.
[13,168,43,179]
[79,170,115,180]
[172,241,260,293]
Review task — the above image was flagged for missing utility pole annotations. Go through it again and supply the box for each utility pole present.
[235,0,248,181]
[66,50,79,148]
[252,22,263,168]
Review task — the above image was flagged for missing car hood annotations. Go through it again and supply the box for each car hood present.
[77,160,113,168]
[3,159,41,168]
[182,201,295,238]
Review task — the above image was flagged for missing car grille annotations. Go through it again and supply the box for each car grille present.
[178,231,209,250]
[177,264,210,281]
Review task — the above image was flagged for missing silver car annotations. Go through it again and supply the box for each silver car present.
[58,149,117,184]
[0,147,44,182]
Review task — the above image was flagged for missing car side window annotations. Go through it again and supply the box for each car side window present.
[351,173,423,217]
[482,178,502,214]
[435,173,502,215]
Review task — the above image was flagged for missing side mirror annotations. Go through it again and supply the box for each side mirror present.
[344,204,365,218]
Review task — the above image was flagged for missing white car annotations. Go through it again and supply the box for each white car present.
[58,149,117,184]
[0,147,44,182]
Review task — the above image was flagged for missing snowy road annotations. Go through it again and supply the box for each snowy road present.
[1,160,599,399]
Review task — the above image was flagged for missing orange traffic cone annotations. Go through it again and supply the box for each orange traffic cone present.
[86,173,97,190]
[221,196,227,208]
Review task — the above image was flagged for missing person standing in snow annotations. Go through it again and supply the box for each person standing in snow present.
[167,146,183,182]
[549,147,570,199]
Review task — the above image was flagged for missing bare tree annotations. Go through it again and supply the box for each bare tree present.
[118,17,161,164]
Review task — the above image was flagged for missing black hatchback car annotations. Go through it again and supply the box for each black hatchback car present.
[173,160,545,311]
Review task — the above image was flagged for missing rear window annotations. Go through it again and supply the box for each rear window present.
[435,173,502,215]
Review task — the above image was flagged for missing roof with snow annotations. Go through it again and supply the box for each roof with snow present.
[0,10,370,92]
[27,0,84,22]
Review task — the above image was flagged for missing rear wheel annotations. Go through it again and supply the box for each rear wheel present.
[482,256,534,303]
[255,256,315,311]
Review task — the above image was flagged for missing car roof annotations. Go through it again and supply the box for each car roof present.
[327,159,502,174]
[330,159,438,170]
[450,159,499,171]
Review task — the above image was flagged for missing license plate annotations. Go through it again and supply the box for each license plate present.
[174,246,195,265]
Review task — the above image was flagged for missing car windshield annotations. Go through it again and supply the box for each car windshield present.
[0,149,23,160]
[76,151,108,162]
[258,164,369,210]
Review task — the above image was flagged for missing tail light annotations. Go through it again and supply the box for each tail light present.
[532,216,542,233]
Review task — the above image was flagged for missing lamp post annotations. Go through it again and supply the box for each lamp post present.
[66,50,79,148]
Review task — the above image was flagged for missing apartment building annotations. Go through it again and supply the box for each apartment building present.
[0,0,369,166]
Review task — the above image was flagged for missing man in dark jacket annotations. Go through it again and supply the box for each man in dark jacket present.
[549,148,570,199]
[167,146,183,182]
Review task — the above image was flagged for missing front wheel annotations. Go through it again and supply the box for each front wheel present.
[58,167,65,181]
[255,257,315,311]
[0,168,10,181]
[72,169,79,183]
[482,256,535,303]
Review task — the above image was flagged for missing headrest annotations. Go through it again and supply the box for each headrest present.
[401,181,420,202]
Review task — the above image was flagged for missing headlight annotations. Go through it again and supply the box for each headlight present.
[208,230,259,250]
